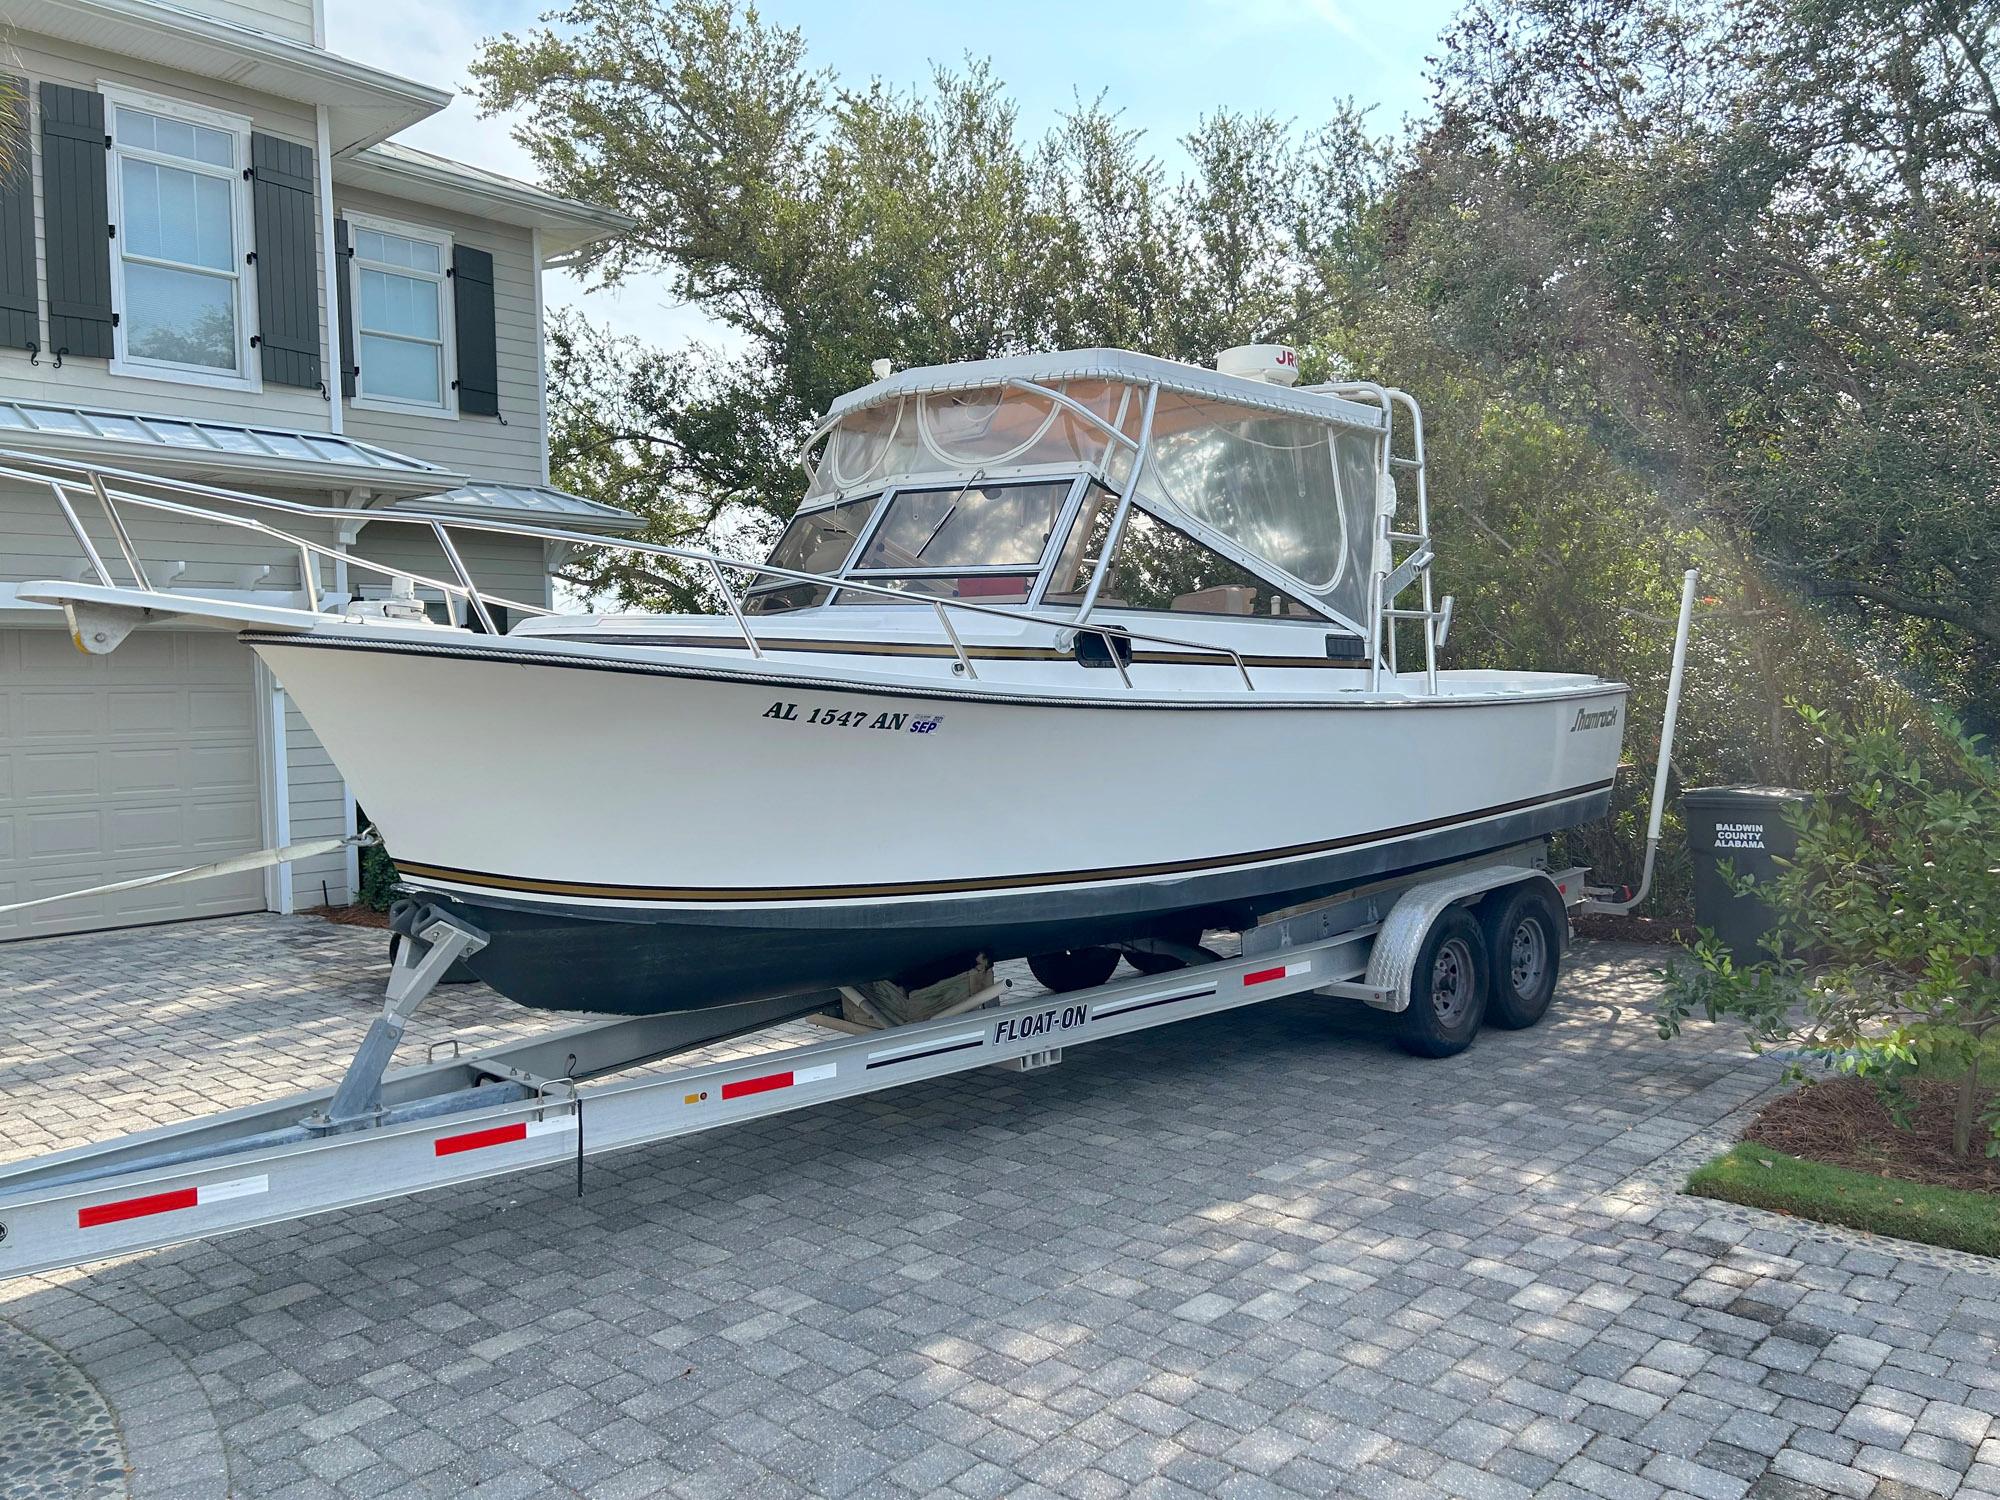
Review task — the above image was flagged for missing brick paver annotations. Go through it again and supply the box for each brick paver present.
[3,915,1998,1499]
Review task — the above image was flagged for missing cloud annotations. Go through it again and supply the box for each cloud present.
[1191,0,1389,62]
[324,0,537,178]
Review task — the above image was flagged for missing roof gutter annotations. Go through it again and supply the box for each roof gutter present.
[335,148,636,255]
[21,0,450,149]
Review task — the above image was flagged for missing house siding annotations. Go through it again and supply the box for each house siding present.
[347,524,553,612]
[0,10,615,935]
[1,36,331,432]
[285,696,349,906]
[0,474,338,590]
[171,0,320,47]
[335,187,547,487]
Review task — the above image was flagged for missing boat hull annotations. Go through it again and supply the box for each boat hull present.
[247,629,1628,1016]
[418,789,1607,1013]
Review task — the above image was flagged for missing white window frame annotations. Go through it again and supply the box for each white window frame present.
[345,211,458,420]
[102,84,261,393]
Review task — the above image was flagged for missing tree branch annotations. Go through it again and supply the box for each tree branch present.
[1806,574,2000,647]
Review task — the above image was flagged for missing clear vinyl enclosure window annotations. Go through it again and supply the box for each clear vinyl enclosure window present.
[1046,491,1313,617]
[1133,393,1383,626]
[807,382,1141,499]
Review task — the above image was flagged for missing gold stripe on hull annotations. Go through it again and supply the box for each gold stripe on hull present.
[396,779,1614,906]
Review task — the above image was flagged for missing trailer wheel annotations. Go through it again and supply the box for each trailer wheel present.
[1395,908,1488,1058]
[1028,947,1121,992]
[1481,886,1562,1029]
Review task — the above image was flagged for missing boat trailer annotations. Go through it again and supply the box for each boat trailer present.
[1,846,1589,1280]
[0,569,1699,1281]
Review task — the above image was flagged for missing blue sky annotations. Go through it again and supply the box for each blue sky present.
[327,0,1458,347]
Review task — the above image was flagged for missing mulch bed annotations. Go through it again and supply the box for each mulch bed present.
[1744,1076,2000,1195]
[1570,912,1695,945]
[302,902,392,930]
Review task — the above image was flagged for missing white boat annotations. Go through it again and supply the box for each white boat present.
[14,346,1629,1017]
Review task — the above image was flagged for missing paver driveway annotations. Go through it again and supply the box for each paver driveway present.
[2,915,1997,1500]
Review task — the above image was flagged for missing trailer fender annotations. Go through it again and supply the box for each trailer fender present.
[1364,866,1566,1014]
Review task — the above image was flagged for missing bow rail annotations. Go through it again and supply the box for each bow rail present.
[2,448,1259,690]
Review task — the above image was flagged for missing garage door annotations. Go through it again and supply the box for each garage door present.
[0,627,265,940]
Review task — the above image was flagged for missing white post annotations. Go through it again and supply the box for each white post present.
[316,106,342,436]
[1580,567,1699,915]
[532,228,551,486]
[1649,568,1699,844]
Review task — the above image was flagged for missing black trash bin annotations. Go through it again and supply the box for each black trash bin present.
[1680,786,1814,958]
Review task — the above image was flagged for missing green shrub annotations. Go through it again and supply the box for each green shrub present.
[357,836,401,912]
[1660,705,2000,1159]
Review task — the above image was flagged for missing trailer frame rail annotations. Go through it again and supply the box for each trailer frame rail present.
[0,846,1591,1281]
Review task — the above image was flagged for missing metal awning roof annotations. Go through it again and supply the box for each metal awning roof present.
[0,398,463,496]
[392,481,642,533]
[825,348,1390,430]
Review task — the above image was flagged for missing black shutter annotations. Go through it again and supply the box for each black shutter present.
[248,132,320,389]
[38,82,112,360]
[0,77,38,351]
[334,216,357,397]
[451,243,498,416]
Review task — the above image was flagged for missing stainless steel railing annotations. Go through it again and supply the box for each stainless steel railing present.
[1,448,1259,690]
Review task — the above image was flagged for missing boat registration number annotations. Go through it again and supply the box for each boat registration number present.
[761,700,943,735]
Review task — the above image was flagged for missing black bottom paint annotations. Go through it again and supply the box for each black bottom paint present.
[415,793,1610,1017]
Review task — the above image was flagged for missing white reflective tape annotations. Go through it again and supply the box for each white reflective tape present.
[525,1116,576,1137]
[198,1175,269,1205]
[793,1064,836,1085]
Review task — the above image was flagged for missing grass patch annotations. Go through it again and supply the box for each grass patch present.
[1688,1143,2000,1257]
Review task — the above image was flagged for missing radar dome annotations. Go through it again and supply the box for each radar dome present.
[1216,344,1300,386]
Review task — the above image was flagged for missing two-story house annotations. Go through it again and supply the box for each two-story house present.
[0,0,639,939]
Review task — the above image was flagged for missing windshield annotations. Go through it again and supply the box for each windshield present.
[854,481,1068,571]
[808,381,1141,498]
[838,478,1072,606]
[743,494,880,614]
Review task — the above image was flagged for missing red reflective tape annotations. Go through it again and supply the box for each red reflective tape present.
[78,1186,199,1229]
[720,1071,793,1101]
[1242,966,1288,986]
[434,1121,528,1157]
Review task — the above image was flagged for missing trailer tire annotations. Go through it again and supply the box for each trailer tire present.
[1481,886,1562,1029]
[1395,908,1488,1058]
[1028,947,1121,992]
